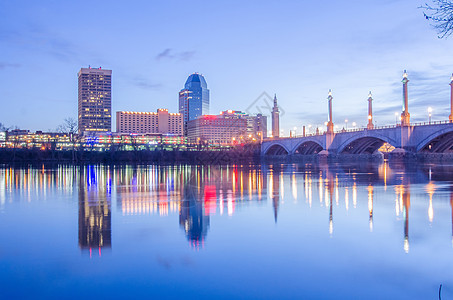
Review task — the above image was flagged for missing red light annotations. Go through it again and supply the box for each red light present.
[204,185,217,215]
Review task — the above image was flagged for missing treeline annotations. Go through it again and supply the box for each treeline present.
[0,145,260,164]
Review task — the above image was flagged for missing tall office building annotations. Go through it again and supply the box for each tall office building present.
[179,73,210,135]
[78,67,112,134]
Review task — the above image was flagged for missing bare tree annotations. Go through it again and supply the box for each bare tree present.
[421,0,453,38]
[0,123,15,131]
[57,117,78,134]
[57,117,78,161]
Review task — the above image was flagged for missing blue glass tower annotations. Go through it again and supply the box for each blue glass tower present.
[179,73,210,135]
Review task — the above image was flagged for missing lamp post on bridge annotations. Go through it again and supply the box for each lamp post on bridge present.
[367,91,374,130]
[401,70,410,126]
[428,107,432,124]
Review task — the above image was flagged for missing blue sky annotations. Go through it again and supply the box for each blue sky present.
[0,0,452,134]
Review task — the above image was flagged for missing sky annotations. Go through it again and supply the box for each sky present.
[0,0,452,135]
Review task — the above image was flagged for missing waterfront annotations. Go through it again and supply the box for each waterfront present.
[1,162,453,299]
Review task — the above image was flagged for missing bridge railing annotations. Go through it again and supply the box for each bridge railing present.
[270,120,453,139]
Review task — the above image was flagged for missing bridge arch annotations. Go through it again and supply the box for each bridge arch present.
[263,143,290,155]
[416,127,453,153]
[293,139,324,155]
[337,132,398,154]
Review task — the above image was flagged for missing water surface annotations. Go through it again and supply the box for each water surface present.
[0,162,452,299]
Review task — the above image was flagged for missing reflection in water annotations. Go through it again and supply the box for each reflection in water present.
[2,162,453,254]
[403,186,410,254]
[426,181,436,223]
[451,191,453,247]
[270,168,280,223]
[368,185,374,232]
[327,171,334,236]
[78,166,112,256]
[179,184,209,249]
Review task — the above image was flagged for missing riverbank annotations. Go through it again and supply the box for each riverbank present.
[2,147,451,164]
[0,146,261,164]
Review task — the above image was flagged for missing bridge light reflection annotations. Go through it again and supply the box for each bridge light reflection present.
[368,185,374,232]
[426,182,436,223]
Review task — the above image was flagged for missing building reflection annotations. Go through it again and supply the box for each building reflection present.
[179,183,209,249]
[116,166,182,216]
[114,165,267,248]
[78,166,112,256]
[269,166,281,223]
[0,165,77,206]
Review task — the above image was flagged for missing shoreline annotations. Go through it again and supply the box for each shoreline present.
[1,148,452,164]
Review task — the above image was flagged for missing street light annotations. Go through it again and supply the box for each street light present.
[352,122,357,129]
[345,119,348,130]
[428,107,432,124]
[395,112,399,125]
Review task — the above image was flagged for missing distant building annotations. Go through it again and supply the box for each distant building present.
[272,94,280,138]
[247,113,267,139]
[179,73,210,135]
[78,67,112,134]
[116,109,183,135]
[187,110,266,145]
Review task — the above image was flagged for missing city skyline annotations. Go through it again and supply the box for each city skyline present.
[1,0,453,135]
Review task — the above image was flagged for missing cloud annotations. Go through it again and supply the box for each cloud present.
[132,77,162,90]
[179,51,196,61]
[156,48,172,60]
[1,25,106,64]
[0,62,20,70]
[155,48,196,61]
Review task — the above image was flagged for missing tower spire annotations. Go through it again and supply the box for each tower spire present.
[272,94,280,138]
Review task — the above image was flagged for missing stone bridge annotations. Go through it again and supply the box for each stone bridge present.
[261,122,453,156]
